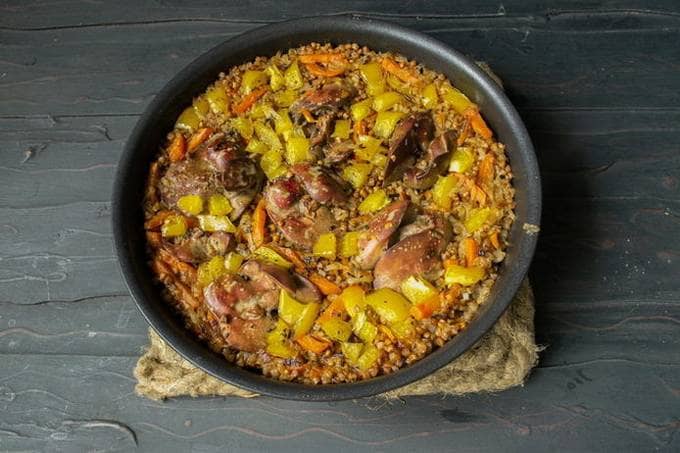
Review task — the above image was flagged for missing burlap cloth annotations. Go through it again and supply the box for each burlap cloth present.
[133,62,539,400]
[134,279,537,400]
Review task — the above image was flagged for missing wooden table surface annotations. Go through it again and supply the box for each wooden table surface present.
[1,1,679,451]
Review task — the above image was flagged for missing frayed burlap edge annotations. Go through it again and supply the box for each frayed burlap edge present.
[134,279,537,400]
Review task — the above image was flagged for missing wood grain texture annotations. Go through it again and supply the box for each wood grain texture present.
[0,1,678,451]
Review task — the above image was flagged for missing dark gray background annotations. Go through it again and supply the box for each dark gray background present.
[1,1,679,451]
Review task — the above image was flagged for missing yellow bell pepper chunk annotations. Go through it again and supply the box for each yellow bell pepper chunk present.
[249,102,276,120]
[449,147,475,173]
[192,96,210,119]
[205,85,229,114]
[332,119,351,140]
[350,98,374,122]
[354,135,385,162]
[338,285,366,317]
[273,89,298,107]
[254,121,282,151]
[341,342,364,364]
[161,215,187,238]
[274,109,294,137]
[285,136,312,165]
[208,194,232,216]
[358,189,390,214]
[444,264,486,286]
[200,255,227,286]
[253,246,293,269]
[340,231,361,258]
[246,138,268,154]
[421,83,439,109]
[232,117,254,140]
[359,62,385,96]
[371,153,388,168]
[284,60,304,90]
[266,319,296,358]
[240,70,267,94]
[312,232,337,260]
[373,111,405,139]
[341,162,373,189]
[372,91,403,112]
[353,311,378,343]
[441,83,475,114]
[278,290,320,339]
[390,318,416,340]
[177,194,204,216]
[365,288,411,324]
[319,317,353,342]
[400,275,438,304]
[386,74,410,94]
[224,252,244,273]
[260,149,283,181]
[432,173,459,210]
[197,215,237,233]
[265,65,285,91]
[175,107,200,132]
[464,207,494,233]
[356,345,380,371]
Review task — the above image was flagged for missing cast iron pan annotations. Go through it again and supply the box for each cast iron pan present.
[113,15,541,401]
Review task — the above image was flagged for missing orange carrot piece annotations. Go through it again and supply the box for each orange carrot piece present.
[273,245,306,270]
[301,108,316,123]
[296,335,332,354]
[299,53,347,64]
[304,62,347,77]
[489,231,500,249]
[309,274,342,296]
[410,295,441,320]
[168,133,187,162]
[464,107,493,139]
[233,85,267,115]
[252,199,267,248]
[470,183,488,206]
[477,153,495,186]
[463,237,479,267]
[144,210,173,230]
[380,57,420,84]
[187,127,213,152]
[317,298,346,324]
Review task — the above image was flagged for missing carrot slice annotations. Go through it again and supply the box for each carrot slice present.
[301,108,315,123]
[296,335,332,354]
[167,133,187,162]
[410,295,441,320]
[187,127,213,152]
[464,107,493,139]
[144,210,173,230]
[304,62,347,77]
[299,53,347,64]
[309,274,342,295]
[252,199,267,248]
[317,298,345,324]
[470,183,488,206]
[477,153,495,186]
[233,85,267,115]
[272,245,306,270]
[380,57,420,84]
[463,238,479,267]
[489,231,500,249]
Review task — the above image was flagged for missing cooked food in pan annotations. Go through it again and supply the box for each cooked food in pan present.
[144,43,515,384]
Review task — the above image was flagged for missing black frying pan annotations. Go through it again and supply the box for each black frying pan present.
[112,15,541,401]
